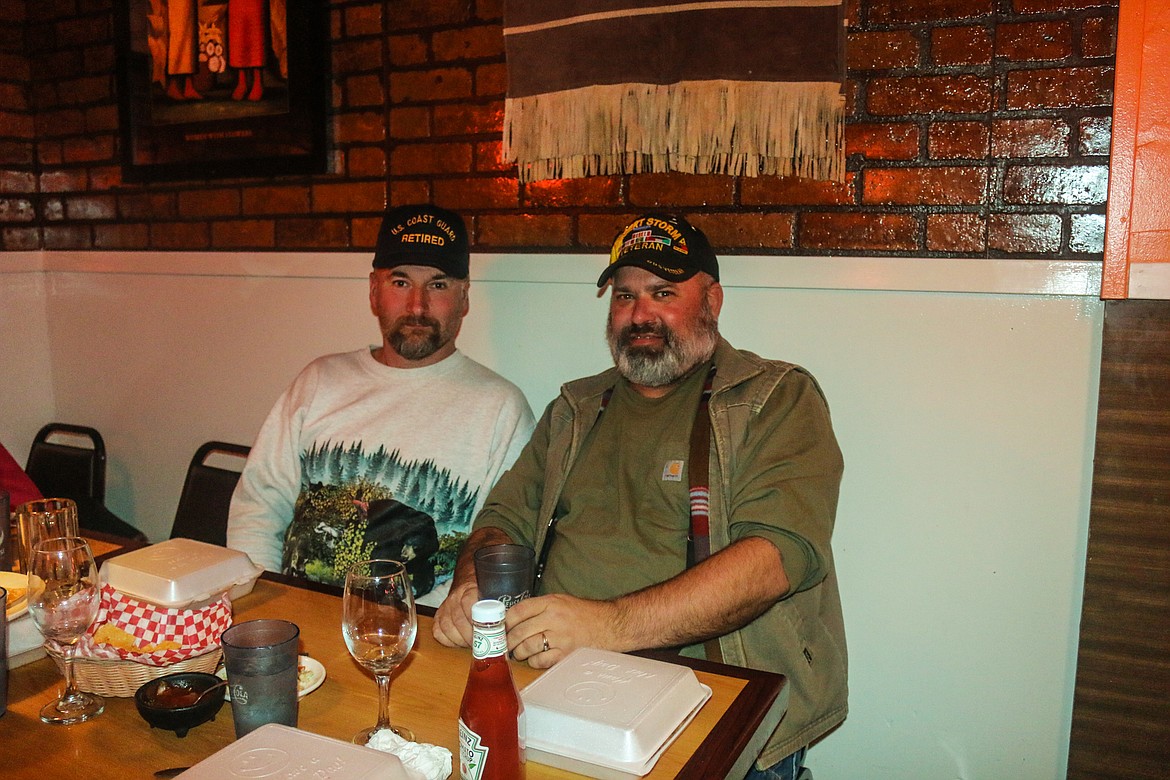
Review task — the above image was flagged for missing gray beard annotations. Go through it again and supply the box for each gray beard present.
[607,312,719,388]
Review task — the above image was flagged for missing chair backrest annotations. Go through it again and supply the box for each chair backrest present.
[25,422,107,504]
[23,422,148,541]
[170,441,251,547]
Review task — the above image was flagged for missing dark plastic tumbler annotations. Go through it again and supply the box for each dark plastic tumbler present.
[474,544,535,609]
[221,619,300,737]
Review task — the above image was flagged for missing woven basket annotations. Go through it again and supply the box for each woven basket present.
[49,648,223,698]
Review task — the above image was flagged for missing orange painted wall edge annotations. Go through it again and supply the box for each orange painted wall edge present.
[1103,0,1170,299]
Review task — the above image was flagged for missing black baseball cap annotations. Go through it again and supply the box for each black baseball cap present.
[372,204,470,279]
[597,213,719,287]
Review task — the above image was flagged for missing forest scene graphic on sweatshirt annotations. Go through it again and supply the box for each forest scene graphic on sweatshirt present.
[280,440,479,597]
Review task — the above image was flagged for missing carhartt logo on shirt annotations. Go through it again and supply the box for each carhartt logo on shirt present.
[662,460,684,482]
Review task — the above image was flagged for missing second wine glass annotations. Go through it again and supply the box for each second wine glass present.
[342,558,417,743]
[27,535,104,725]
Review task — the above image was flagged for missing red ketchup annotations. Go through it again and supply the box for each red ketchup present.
[458,599,526,780]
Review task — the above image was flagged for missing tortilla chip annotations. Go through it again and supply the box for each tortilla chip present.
[93,623,181,653]
[5,586,26,607]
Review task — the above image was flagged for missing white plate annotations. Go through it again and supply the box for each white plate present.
[297,655,326,698]
[1,571,29,620]
[217,654,325,700]
[7,610,46,669]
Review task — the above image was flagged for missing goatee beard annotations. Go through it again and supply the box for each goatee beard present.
[388,315,442,361]
[607,310,719,388]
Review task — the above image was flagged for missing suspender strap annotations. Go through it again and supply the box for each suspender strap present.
[532,385,613,592]
[686,365,716,568]
[687,365,724,664]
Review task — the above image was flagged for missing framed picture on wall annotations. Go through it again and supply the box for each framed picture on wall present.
[114,0,328,182]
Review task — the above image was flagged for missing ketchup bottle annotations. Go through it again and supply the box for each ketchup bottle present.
[458,599,526,780]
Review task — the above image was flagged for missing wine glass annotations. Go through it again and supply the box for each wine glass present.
[27,535,104,724]
[342,558,418,743]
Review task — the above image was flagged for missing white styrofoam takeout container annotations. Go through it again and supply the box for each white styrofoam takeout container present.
[521,647,712,779]
[175,723,424,779]
[99,537,263,610]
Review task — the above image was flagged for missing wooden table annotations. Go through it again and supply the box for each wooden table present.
[4,526,146,572]
[86,530,146,561]
[2,574,787,779]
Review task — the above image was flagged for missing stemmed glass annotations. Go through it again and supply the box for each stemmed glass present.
[342,558,418,743]
[27,535,104,724]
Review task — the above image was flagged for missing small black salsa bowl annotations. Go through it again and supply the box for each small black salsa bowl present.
[134,672,226,738]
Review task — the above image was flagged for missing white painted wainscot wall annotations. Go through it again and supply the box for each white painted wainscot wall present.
[0,250,1103,780]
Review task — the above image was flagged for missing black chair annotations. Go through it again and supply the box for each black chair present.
[25,422,107,504]
[25,422,147,541]
[170,441,251,547]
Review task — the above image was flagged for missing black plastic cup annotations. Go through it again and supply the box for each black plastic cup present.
[474,544,535,609]
[220,619,300,737]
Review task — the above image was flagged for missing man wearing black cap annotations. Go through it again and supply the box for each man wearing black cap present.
[434,213,846,779]
[228,205,535,607]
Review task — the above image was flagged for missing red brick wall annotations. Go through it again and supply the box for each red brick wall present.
[0,0,33,243]
[0,0,1118,258]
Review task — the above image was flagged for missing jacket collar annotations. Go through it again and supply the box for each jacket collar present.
[709,336,764,394]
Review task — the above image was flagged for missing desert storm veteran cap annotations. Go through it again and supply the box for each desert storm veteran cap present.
[598,213,719,287]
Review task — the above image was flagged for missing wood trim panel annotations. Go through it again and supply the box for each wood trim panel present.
[1069,300,1170,778]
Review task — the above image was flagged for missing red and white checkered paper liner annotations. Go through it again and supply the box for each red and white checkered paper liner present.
[51,584,233,667]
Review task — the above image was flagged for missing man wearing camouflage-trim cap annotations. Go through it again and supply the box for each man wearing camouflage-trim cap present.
[436,213,847,779]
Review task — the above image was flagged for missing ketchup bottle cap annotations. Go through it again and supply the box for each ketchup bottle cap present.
[472,599,506,623]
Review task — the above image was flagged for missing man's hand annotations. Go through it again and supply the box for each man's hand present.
[504,594,623,669]
[501,537,789,667]
[432,579,480,647]
[432,526,520,647]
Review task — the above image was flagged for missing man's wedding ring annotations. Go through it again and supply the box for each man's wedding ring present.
[541,633,550,653]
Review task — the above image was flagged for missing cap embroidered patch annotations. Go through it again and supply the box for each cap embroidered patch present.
[390,211,459,247]
[620,224,689,257]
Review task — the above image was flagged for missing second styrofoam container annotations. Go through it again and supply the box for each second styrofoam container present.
[521,647,712,779]
[100,538,263,610]
[175,723,423,779]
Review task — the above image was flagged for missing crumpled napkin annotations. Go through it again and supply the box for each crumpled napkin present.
[366,728,453,780]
